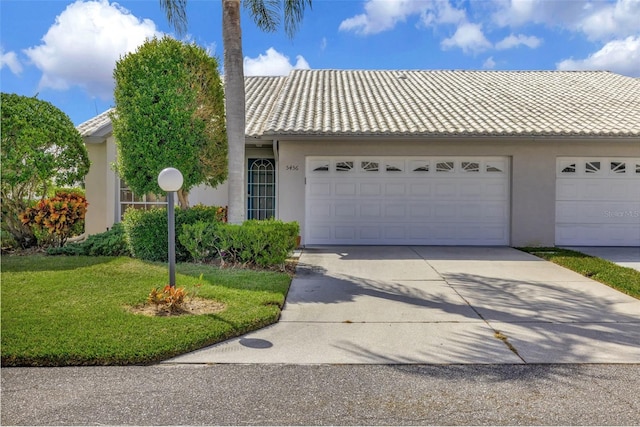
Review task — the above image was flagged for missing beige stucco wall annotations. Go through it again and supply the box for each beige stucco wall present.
[190,182,228,207]
[83,140,276,234]
[276,137,639,247]
[189,146,274,209]
[84,135,118,235]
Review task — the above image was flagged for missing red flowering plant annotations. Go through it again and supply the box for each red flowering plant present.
[148,285,189,313]
[20,191,88,247]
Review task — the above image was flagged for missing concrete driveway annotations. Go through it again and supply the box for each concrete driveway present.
[167,246,640,365]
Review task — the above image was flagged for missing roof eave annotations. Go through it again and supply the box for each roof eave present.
[264,131,640,140]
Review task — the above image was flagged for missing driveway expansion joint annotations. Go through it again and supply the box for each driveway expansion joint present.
[409,246,527,363]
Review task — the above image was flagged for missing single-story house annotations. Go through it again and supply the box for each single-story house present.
[79,69,640,247]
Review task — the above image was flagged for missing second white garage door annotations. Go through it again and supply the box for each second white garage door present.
[556,157,640,246]
[305,156,510,245]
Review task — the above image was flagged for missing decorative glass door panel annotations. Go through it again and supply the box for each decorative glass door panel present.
[248,158,276,220]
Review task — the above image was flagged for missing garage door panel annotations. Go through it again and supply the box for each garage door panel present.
[360,183,381,196]
[360,204,381,217]
[435,183,456,197]
[335,226,356,239]
[484,225,508,241]
[385,226,406,239]
[385,205,407,218]
[409,183,431,196]
[555,157,640,246]
[335,183,357,196]
[433,204,456,218]
[306,156,510,245]
[309,182,331,196]
[335,204,357,218]
[558,180,639,201]
[309,202,331,218]
[309,225,332,240]
[460,182,482,197]
[485,182,509,198]
[385,183,406,196]
[360,226,382,240]
[557,182,579,200]
[484,204,508,221]
[409,204,431,218]
[556,224,640,246]
[557,201,640,224]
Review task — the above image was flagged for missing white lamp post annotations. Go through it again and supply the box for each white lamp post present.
[158,167,183,287]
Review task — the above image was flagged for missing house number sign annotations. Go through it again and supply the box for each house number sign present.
[286,165,299,171]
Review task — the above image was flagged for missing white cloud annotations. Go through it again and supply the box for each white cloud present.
[495,34,542,50]
[483,56,497,69]
[24,0,161,99]
[320,37,327,51]
[441,23,492,54]
[419,0,466,27]
[244,48,310,76]
[491,0,587,29]
[338,0,491,56]
[557,36,640,77]
[1,48,23,75]
[578,0,640,41]
[339,0,434,35]
[492,0,640,42]
[491,0,640,77]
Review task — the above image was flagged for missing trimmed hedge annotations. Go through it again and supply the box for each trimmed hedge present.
[180,219,299,268]
[47,223,130,257]
[122,205,226,262]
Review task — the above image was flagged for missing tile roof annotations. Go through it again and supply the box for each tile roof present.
[264,69,640,137]
[78,70,640,139]
[245,76,287,137]
[77,108,113,137]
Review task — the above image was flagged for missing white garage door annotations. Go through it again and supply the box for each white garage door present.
[305,157,510,245]
[556,157,640,246]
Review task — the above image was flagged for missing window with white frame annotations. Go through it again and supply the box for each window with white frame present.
[119,179,167,219]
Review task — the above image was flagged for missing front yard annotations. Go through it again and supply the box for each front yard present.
[1,256,291,366]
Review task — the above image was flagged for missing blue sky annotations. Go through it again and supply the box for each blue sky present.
[2,0,639,126]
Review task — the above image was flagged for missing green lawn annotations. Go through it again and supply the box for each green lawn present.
[1,256,291,366]
[519,247,640,299]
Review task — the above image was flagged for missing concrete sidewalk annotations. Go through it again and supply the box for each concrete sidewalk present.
[166,246,640,365]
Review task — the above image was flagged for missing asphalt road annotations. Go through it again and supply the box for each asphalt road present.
[2,364,639,425]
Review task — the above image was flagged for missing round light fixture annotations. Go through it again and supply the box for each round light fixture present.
[157,167,184,192]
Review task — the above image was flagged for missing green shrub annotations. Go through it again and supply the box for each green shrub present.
[47,223,130,257]
[83,223,129,256]
[123,205,226,262]
[180,219,299,268]
[46,243,86,256]
[178,221,219,263]
[0,228,18,250]
[19,191,88,247]
[48,187,85,198]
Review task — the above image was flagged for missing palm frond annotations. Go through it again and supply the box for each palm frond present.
[283,0,312,38]
[244,0,280,33]
[243,0,311,37]
[159,0,189,36]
